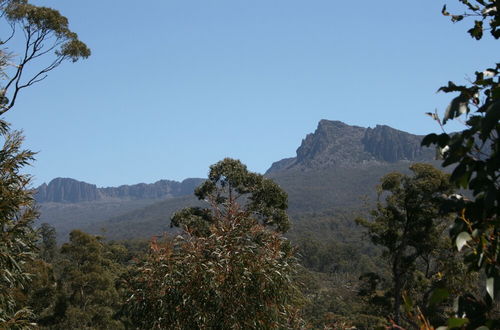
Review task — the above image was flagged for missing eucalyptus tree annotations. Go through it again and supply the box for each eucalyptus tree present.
[125,158,304,329]
[0,120,38,329]
[0,1,89,328]
[357,164,455,326]
[171,157,290,234]
[53,230,125,329]
[0,0,90,115]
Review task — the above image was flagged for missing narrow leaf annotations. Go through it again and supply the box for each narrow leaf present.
[486,277,494,299]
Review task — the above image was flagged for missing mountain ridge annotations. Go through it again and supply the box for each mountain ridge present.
[35,177,205,203]
[36,119,441,241]
[267,120,434,174]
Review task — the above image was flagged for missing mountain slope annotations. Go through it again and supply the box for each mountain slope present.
[35,177,204,242]
[78,120,439,241]
[76,195,204,241]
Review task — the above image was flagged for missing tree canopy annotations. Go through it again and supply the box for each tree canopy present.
[0,0,90,115]
[357,163,455,326]
[0,120,38,328]
[0,1,89,327]
[171,158,290,234]
[125,158,303,329]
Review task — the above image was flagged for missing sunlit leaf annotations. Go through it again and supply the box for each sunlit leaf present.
[456,232,472,251]
[486,277,494,299]
[443,95,469,124]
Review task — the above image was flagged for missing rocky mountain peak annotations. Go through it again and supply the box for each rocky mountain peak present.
[267,120,434,174]
[295,120,366,166]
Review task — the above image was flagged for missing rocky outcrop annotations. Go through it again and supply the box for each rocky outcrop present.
[100,178,203,200]
[295,120,367,166]
[362,125,432,162]
[267,120,434,174]
[35,178,99,203]
[35,177,204,203]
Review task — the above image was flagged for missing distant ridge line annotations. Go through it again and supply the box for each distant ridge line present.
[35,177,204,203]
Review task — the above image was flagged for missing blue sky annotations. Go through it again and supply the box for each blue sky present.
[4,1,498,187]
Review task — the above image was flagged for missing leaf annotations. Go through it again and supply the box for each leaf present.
[456,232,472,251]
[421,133,438,146]
[425,111,440,122]
[443,95,469,124]
[442,5,450,16]
[436,145,450,160]
[447,317,469,328]
[451,162,471,188]
[486,277,494,299]
[429,287,450,306]
[468,20,483,40]
[459,0,479,11]
[483,68,496,77]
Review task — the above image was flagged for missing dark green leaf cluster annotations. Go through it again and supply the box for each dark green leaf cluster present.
[170,206,213,237]
[53,231,124,329]
[357,164,455,326]
[0,0,90,115]
[173,158,290,233]
[20,229,129,329]
[4,2,91,60]
[0,120,38,329]
[442,0,500,39]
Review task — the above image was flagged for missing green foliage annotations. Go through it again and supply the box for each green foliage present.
[357,164,455,325]
[0,1,89,327]
[441,1,500,39]
[38,223,57,263]
[125,159,303,329]
[0,121,38,329]
[14,229,133,329]
[173,158,290,233]
[20,259,58,327]
[0,0,90,115]
[126,217,303,329]
[50,230,125,329]
[422,1,500,327]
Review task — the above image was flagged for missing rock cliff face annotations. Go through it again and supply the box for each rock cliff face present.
[35,178,99,203]
[35,177,204,203]
[267,120,434,174]
[295,120,367,166]
[362,125,430,162]
[100,178,202,200]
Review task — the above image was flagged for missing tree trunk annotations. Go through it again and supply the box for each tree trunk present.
[393,270,403,326]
